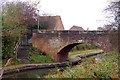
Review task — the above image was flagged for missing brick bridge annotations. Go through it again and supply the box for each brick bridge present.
[32,30,112,62]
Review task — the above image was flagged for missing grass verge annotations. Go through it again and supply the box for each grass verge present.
[4,65,28,71]
[69,49,101,59]
[29,54,54,63]
[45,50,119,78]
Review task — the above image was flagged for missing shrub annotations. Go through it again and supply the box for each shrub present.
[2,35,18,59]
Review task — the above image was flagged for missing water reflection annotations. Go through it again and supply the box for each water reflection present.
[3,68,53,78]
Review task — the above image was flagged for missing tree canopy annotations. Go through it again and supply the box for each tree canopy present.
[103,1,119,30]
[1,1,38,59]
[2,1,38,37]
[97,1,119,50]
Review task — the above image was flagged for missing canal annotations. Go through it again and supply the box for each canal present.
[2,50,103,78]
[3,68,55,78]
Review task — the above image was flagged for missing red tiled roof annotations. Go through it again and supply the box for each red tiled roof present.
[70,26,84,31]
[39,16,64,30]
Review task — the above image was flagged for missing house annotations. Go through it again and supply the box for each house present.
[69,25,84,31]
[38,16,64,30]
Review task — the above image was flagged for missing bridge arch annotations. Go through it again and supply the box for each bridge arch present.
[32,30,111,62]
[56,42,102,62]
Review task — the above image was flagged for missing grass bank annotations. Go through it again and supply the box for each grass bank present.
[29,48,54,63]
[69,49,101,59]
[29,54,54,63]
[2,49,54,66]
[45,50,119,78]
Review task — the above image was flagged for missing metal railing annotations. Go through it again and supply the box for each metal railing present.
[14,39,21,59]
[0,38,22,78]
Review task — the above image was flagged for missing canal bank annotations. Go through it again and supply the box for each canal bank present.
[2,50,104,77]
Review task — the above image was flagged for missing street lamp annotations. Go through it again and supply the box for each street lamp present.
[37,10,39,31]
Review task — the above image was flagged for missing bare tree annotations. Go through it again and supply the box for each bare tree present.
[104,1,120,29]
[101,1,120,51]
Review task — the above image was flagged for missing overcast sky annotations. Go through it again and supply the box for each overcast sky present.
[38,0,111,30]
[5,0,113,30]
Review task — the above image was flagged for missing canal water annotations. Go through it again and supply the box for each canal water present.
[3,68,55,78]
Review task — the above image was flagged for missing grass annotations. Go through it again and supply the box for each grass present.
[69,49,101,59]
[29,48,54,63]
[29,54,54,63]
[45,50,119,78]
[4,65,28,71]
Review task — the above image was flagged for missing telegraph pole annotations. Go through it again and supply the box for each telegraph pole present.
[37,10,39,31]
[118,1,120,54]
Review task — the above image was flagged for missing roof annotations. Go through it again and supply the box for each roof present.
[39,16,64,30]
[70,26,84,31]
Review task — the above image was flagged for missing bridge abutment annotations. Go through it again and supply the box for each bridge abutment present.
[32,30,111,62]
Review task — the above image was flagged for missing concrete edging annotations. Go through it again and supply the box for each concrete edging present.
[3,50,104,75]
[3,60,81,75]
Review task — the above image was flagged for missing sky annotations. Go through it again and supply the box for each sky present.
[3,0,114,30]
[38,0,111,30]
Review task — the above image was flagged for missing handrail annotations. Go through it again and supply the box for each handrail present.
[14,39,21,58]
[0,58,13,78]
[0,38,22,79]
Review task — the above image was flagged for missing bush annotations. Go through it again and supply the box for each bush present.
[2,35,18,59]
